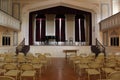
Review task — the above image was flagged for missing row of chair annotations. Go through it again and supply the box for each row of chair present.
[67,53,120,80]
[0,52,51,80]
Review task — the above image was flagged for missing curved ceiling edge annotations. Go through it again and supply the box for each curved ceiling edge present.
[22,0,97,14]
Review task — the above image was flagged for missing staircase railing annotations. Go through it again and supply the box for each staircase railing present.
[16,38,30,56]
[96,38,106,57]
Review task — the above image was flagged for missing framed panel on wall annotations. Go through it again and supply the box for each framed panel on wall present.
[0,0,1,9]
[12,3,20,19]
[103,31,108,46]
[13,31,18,46]
[101,3,110,20]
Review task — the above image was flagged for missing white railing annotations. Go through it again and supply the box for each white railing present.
[0,10,20,30]
[100,12,120,31]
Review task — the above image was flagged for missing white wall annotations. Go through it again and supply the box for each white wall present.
[66,14,75,42]
[112,0,120,15]
[46,14,55,36]
[0,46,16,54]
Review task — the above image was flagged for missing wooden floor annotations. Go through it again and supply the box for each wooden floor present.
[0,57,105,80]
[0,57,110,80]
[25,58,102,80]
[39,58,78,80]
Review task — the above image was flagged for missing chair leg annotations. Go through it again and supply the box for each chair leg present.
[105,73,108,78]
[88,74,90,80]
[20,76,22,80]
[39,68,41,77]
[33,76,36,80]
[99,74,101,80]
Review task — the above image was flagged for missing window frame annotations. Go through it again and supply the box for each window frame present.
[2,36,11,46]
[110,36,119,46]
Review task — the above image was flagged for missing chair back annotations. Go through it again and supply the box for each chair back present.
[20,64,34,71]
[3,64,17,70]
[108,71,120,80]
[0,76,15,80]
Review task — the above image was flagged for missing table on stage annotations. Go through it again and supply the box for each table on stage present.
[63,49,78,60]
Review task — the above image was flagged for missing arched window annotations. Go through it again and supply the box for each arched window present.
[55,14,66,42]
[2,30,11,46]
[110,30,119,46]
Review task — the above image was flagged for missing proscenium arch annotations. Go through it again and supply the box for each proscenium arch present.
[28,6,92,45]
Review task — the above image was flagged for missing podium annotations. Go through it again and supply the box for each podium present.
[63,49,78,60]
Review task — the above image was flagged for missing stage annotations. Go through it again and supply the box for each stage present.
[29,45,91,57]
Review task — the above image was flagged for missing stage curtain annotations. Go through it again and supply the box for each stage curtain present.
[29,13,33,45]
[36,18,41,41]
[75,15,85,42]
[36,14,46,42]
[55,18,60,42]
[80,18,85,42]
[61,18,65,42]
[89,14,92,45]
[75,18,79,42]
[55,14,66,42]
[41,18,46,42]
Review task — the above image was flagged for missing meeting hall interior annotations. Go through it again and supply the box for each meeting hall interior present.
[0,0,120,80]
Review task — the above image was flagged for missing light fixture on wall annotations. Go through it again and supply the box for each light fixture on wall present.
[13,31,18,46]
[110,30,118,37]
[3,30,10,35]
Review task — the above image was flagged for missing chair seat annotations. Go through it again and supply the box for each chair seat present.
[0,76,15,80]
[78,64,89,69]
[33,64,42,69]
[86,69,100,75]
[73,60,80,64]
[88,63,101,68]
[115,67,120,71]
[4,70,20,76]
[41,60,47,64]
[105,63,116,67]
[0,57,4,62]
[102,68,116,73]
[0,63,5,68]
[0,69,6,74]
[21,71,36,76]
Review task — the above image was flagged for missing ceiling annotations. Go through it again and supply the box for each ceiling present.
[12,0,101,5]
[12,0,47,4]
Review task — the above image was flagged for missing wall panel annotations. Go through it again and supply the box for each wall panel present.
[101,3,110,20]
